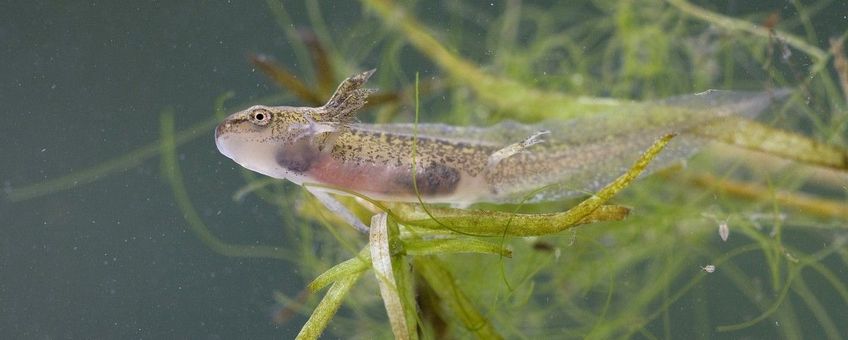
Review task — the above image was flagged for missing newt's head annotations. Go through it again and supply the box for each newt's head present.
[215,104,317,181]
[215,69,376,183]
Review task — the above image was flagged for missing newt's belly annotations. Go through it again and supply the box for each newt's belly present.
[300,153,488,204]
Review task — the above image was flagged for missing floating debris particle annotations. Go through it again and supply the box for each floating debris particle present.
[701,265,716,273]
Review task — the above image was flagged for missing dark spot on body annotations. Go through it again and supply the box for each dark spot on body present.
[395,163,460,195]
[275,142,319,173]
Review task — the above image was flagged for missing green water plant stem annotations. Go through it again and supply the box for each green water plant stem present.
[372,213,420,339]
[296,271,363,340]
[388,203,631,236]
[307,247,370,293]
[694,115,848,171]
[687,172,848,219]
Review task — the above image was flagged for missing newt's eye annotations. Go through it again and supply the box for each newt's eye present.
[249,108,272,126]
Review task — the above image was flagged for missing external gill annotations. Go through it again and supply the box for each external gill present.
[320,69,378,123]
[291,69,378,152]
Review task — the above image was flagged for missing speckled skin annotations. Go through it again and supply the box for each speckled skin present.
[216,102,689,203]
[215,70,783,204]
[216,103,502,203]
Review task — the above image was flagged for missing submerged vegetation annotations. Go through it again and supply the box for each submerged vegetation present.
[9,0,848,338]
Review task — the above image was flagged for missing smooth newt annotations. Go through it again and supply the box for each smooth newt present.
[215,70,785,205]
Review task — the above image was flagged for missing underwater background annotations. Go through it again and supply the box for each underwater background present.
[2,1,848,338]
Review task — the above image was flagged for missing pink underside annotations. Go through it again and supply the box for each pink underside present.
[303,153,486,204]
[306,155,407,197]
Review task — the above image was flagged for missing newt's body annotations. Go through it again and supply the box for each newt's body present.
[215,70,784,204]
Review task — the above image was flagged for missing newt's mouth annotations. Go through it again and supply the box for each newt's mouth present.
[214,115,253,161]
[214,129,234,160]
